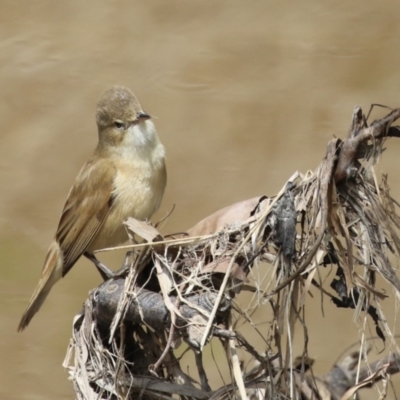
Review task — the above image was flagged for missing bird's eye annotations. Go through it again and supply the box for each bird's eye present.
[114,121,125,130]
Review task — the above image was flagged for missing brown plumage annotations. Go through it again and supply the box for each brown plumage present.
[18,86,166,331]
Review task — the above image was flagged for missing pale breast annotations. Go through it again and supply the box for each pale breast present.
[88,154,166,251]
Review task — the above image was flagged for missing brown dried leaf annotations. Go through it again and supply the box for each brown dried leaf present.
[124,217,163,242]
[187,196,264,236]
[201,258,249,282]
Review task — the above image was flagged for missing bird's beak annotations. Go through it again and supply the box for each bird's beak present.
[137,112,151,121]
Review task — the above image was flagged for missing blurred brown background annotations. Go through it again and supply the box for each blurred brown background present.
[2,1,400,398]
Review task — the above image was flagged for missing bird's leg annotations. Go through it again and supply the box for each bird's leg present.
[112,250,133,276]
[84,252,132,281]
[84,252,115,281]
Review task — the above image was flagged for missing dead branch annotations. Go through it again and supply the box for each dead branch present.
[64,105,400,400]
[334,107,400,183]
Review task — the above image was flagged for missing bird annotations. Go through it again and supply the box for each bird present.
[18,85,167,331]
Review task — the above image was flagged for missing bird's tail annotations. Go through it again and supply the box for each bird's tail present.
[18,241,63,331]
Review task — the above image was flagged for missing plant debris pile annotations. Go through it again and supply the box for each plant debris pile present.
[64,106,400,399]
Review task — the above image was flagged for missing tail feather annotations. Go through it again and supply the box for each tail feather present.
[18,240,63,331]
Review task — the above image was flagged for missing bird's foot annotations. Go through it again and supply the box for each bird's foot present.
[84,252,123,281]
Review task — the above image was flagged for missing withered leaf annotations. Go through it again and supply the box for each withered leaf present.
[187,196,264,236]
[201,258,248,281]
[123,217,163,242]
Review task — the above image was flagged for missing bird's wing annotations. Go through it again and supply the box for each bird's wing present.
[55,156,116,276]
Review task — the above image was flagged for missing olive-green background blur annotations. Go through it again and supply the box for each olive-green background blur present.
[2,2,400,399]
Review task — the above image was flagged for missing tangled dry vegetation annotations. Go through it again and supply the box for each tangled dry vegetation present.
[64,106,400,399]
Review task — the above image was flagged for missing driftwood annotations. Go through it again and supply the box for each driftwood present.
[64,106,400,399]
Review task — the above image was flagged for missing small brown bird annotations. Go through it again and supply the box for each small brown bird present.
[18,86,166,331]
